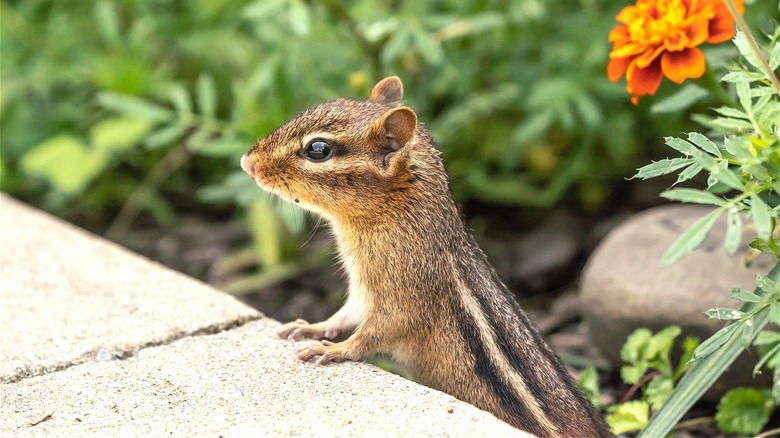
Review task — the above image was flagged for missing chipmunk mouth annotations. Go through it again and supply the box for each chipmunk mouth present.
[240,154,318,214]
[252,175,302,205]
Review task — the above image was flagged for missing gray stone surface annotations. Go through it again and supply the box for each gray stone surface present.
[580,205,774,391]
[0,195,261,383]
[1,319,525,437]
[0,194,532,437]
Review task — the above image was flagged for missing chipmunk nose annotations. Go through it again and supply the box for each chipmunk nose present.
[240,154,255,177]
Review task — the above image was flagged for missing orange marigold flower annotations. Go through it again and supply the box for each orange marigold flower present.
[607,0,744,105]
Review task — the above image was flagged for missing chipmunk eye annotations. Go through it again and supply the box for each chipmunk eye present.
[303,140,333,162]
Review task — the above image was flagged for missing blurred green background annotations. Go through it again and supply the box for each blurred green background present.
[1,0,777,292]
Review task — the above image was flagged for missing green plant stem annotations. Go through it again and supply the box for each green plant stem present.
[724,0,780,95]
[620,370,661,403]
[105,142,193,240]
[756,427,780,438]
[670,416,716,432]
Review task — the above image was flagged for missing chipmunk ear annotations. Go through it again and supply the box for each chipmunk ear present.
[369,76,403,107]
[376,106,417,151]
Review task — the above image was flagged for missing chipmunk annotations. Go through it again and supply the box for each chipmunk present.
[240,77,612,437]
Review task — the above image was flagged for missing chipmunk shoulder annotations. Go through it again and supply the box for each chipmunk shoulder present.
[240,76,612,437]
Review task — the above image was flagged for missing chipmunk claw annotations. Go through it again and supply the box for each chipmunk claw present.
[296,340,354,365]
[277,319,342,341]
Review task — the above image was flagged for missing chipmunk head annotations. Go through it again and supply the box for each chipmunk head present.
[241,76,434,223]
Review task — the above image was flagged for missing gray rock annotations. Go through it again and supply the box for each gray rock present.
[580,205,774,392]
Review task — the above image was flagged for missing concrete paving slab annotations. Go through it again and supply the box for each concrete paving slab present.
[1,318,530,437]
[0,195,261,383]
[0,195,534,436]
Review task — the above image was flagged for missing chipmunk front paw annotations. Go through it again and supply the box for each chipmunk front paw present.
[276,319,343,341]
[297,340,359,365]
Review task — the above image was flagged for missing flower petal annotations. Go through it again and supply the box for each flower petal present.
[661,48,705,84]
[635,45,665,68]
[608,25,631,43]
[608,56,633,83]
[627,58,663,97]
[707,0,743,44]
[685,14,710,47]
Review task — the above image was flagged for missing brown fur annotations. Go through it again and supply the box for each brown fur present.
[240,77,612,437]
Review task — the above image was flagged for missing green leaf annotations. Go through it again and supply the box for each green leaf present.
[414,30,444,65]
[143,124,189,150]
[288,0,310,36]
[676,162,703,184]
[708,117,753,132]
[712,106,750,119]
[675,336,700,379]
[186,128,213,151]
[607,400,649,434]
[736,80,752,112]
[194,136,250,157]
[196,73,217,118]
[645,375,675,411]
[750,195,772,241]
[754,331,780,346]
[749,238,779,256]
[94,0,120,43]
[755,274,779,295]
[771,40,780,70]
[198,171,260,206]
[705,307,743,320]
[754,343,780,375]
[665,137,696,155]
[621,363,648,385]
[716,388,776,435]
[90,117,152,152]
[578,366,602,409]
[650,84,708,114]
[729,287,761,303]
[511,110,554,147]
[634,158,692,179]
[662,209,723,265]
[660,188,724,206]
[721,70,763,84]
[647,326,682,360]
[97,92,173,122]
[733,31,762,70]
[753,93,777,124]
[723,135,754,161]
[621,328,652,365]
[381,27,412,64]
[709,163,744,191]
[725,209,742,255]
[242,0,286,21]
[619,327,681,384]
[20,135,106,194]
[168,83,192,114]
[693,322,739,360]
[687,132,721,157]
